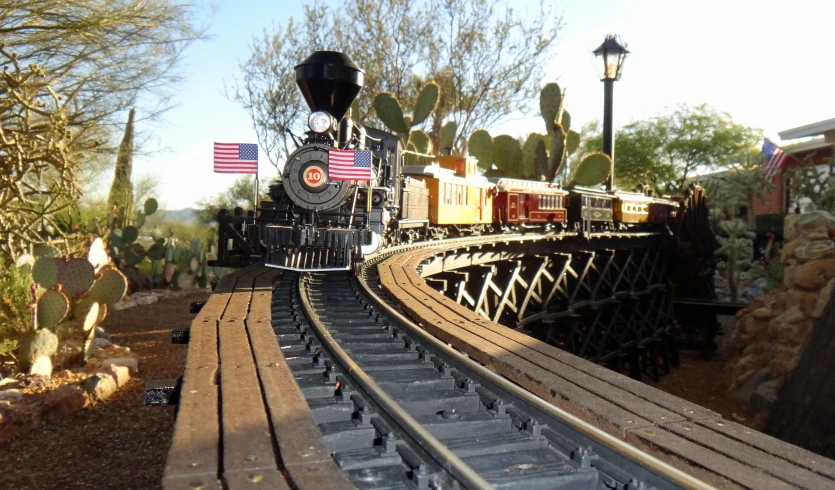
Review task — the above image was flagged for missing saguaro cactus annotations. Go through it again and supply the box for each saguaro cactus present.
[107,108,136,222]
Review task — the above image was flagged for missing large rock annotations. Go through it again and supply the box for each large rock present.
[796,210,835,233]
[794,240,835,262]
[785,214,799,241]
[0,400,41,443]
[82,373,118,401]
[793,258,835,290]
[42,384,90,423]
[101,357,138,375]
[732,367,771,402]
[136,295,158,306]
[813,277,835,318]
[29,355,53,377]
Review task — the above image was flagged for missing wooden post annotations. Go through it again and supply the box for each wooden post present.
[765,285,835,457]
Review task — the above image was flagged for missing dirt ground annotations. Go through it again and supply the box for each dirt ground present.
[645,315,763,429]
[0,292,209,490]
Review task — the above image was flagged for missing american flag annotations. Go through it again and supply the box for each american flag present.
[214,142,258,174]
[761,139,788,183]
[328,149,372,181]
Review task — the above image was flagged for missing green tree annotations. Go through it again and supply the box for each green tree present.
[785,154,835,213]
[196,177,269,226]
[229,0,561,169]
[0,1,205,254]
[704,157,776,230]
[584,104,761,193]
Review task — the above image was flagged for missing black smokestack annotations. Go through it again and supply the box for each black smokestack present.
[295,51,364,121]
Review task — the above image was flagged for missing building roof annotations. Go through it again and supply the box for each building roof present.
[779,117,835,140]
[785,137,830,154]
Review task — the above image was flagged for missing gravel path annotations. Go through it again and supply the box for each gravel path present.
[0,292,209,490]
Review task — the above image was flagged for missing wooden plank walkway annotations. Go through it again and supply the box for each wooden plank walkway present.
[163,264,354,490]
[379,244,835,490]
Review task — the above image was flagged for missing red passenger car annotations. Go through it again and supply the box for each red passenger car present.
[491,178,569,230]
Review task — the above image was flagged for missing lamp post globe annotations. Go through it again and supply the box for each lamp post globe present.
[593,35,628,190]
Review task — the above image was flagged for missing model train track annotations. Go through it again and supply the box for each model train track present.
[274,269,713,489]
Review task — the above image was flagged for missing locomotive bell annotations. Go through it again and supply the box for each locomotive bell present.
[295,51,364,121]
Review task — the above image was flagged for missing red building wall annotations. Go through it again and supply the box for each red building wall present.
[753,146,833,216]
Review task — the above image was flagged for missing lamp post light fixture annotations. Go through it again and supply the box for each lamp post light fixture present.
[593,34,629,190]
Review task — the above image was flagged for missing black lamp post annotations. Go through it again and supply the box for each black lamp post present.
[593,34,629,191]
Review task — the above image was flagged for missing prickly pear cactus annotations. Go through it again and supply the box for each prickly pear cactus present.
[411,82,439,126]
[441,121,458,150]
[539,83,563,132]
[374,82,440,147]
[572,152,612,187]
[409,130,431,154]
[57,258,96,297]
[87,267,129,305]
[32,257,61,289]
[492,135,523,176]
[20,329,58,365]
[37,289,70,328]
[374,92,409,135]
[468,129,494,170]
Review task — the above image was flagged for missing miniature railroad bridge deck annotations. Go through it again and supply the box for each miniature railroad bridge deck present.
[163,236,835,490]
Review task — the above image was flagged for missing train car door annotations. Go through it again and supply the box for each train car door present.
[518,194,528,220]
[508,193,519,221]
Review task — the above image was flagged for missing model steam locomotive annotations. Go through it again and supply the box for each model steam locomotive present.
[211,51,680,272]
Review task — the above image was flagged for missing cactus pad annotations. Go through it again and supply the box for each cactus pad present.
[492,135,523,176]
[33,244,60,259]
[147,243,166,261]
[441,121,457,150]
[177,271,196,290]
[522,134,542,178]
[144,198,158,216]
[566,130,581,156]
[190,237,203,257]
[189,256,199,272]
[86,219,98,233]
[573,152,612,187]
[373,92,409,134]
[57,258,96,296]
[561,110,571,134]
[88,238,110,271]
[32,257,61,289]
[468,129,494,170]
[535,140,548,180]
[20,329,58,364]
[412,82,440,126]
[125,243,146,266]
[122,226,139,244]
[549,131,567,178]
[88,267,128,305]
[37,289,70,328]
[110,229,125,249]
[76,300,101,332]
[134,211,146,228]
[409,130,431,154]
[539,83,563,130]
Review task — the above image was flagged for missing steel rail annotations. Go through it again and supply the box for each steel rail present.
[356,257,718,490]
[296,274,496,490]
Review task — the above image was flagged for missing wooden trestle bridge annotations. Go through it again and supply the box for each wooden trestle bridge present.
[152,234,835,490]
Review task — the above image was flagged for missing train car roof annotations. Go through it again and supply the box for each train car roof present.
[401,164,494,188]
[489,178,568,194]
[613,191,655,203]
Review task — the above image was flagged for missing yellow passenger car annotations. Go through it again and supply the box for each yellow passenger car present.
[613,192,654,224]
[401,156,493,232]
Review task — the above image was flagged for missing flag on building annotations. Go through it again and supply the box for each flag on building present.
[328,149,372,181]
[761,138,788,183]
[214,142,258,174]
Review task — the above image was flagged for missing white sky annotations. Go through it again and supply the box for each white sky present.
[111,0,834,210]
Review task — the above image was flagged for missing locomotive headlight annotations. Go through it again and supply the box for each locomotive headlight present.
[308,111,333,133]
